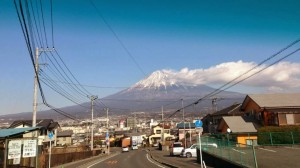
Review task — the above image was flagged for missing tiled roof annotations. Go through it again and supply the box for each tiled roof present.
[57,130,73,137]
[241,93,300,110]
[9,119,59,130]
[212,103,242,116]
[221,116,257,133]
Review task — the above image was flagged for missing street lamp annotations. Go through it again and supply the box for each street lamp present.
[227,128,231,146]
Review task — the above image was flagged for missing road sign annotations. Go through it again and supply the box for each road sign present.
[48,132,53,139]
[195,120,203,128]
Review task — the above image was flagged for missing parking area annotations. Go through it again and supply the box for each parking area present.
[256,146,300,168]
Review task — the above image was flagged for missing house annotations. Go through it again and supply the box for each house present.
[148,124,175,146]
[177,122,196,141]
[9,119,60,147]
[217,116,257,146]
[202,103,243,133]
[56,130,73,146]
[240,93,300,126]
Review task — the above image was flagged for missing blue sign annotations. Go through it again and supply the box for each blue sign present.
[106,132,109,138]
[48,131,53,139]
[195,120,203,128]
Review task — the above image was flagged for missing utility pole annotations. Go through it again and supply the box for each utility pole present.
[106,108,110,154]
[32,47,53,128]
[161,106,164,144]
[32,48,39,128]
[90,95,98,151]
[182,99,186,148]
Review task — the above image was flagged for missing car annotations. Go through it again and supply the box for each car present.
[169,142,184,156]
[122,146,129,152]
[132,145,138,150]
[181,143,218,158]
[181,144,199,158]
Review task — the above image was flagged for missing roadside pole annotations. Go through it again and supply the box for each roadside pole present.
[48,131,53,168]
[195,120,203,168]
[199,131,203,168]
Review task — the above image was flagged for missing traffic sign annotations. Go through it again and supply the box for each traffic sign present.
[48,132,53,139]
[195,120,203,128]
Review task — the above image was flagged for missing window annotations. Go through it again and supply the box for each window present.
[156,130,161,134]
[294,114,300,124]
[63,137,66,141]
[286,114,295,125]
[278,114,287,125]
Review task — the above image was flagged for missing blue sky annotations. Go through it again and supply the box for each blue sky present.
[1,0,300,115]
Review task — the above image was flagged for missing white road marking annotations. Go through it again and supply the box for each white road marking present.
[86,153,119,168]
[284,146,300,149]
[146,153,165,168]
[258,147,276,152]
[232,148,246,154]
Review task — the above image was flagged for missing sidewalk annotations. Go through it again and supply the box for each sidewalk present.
[149,148,206,168]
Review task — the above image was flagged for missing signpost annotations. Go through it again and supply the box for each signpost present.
[23,140,37,158]
[106,132,110,154]
[195,120,203,168]
[48,131,53,168]
[8,140,22,165]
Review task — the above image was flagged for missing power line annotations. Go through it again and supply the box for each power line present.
[165,39,300,121]
[89,0,147,76]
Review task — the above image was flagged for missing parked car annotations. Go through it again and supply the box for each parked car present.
[169,142,184,156]
[181,144,199,158]
[122,146,129,152]
[181,143,218,158]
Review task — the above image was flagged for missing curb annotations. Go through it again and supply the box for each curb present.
[148,149,178,168]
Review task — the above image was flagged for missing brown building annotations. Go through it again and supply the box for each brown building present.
[240,93,300,126]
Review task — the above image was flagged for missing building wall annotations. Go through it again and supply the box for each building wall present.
[237,135,257,146]
[57,137,72,146]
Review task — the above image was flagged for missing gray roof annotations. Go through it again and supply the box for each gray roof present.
[57,130,73,137]
[221,116,257,133]
[0,127,41,138]
[241,93,300,110]
[177,122,195,129]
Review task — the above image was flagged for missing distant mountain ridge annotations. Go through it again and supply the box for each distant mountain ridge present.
[0,70,245,121]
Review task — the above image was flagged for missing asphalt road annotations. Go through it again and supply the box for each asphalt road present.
[86,149,165,168]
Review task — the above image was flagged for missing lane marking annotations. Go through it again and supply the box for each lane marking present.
[284,146,300,149]
[232,148,246,154]
[258,148,276,152]
[146,153,165,168]
[86,153,120,168]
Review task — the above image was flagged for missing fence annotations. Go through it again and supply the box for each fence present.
[198,136,257,168]
[257,132,300,145]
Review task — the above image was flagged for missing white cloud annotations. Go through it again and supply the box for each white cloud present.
[161,61,300,92]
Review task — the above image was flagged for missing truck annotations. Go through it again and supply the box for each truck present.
[122,137,131,147]
[131,136,138,150]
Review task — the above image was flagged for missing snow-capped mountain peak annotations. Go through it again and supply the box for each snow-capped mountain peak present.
[132,70,178,89]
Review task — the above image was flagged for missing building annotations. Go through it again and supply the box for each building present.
[202,103,243,133]
[148,124,175,146]
[9,119,60,147]
[240,93,300,126]
[217,116,257,146]
[56,130,73,146]
[177,122,196,141]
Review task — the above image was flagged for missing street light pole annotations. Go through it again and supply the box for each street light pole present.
[90,95,98,151]
[182,99,186,148]
[106,108,110,154]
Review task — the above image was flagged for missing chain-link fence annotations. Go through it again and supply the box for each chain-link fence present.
[258,132,300,145]
[198,136,258,168]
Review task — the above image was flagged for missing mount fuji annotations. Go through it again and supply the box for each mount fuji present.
[97,70,245,113]
[1,70,245,120]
